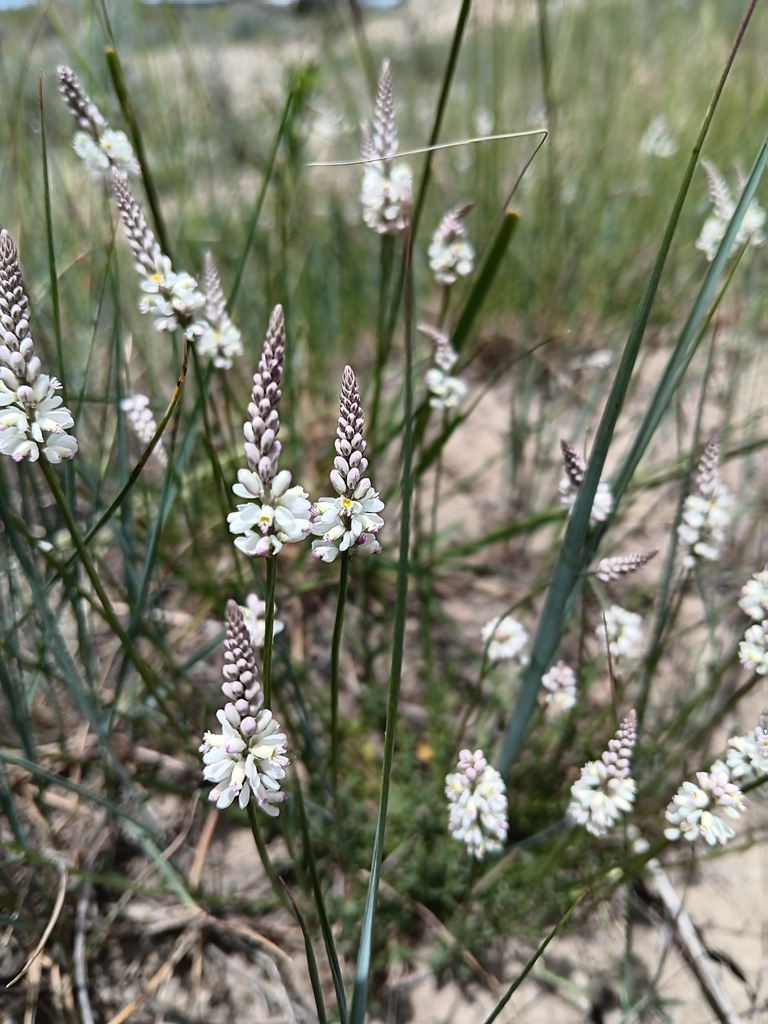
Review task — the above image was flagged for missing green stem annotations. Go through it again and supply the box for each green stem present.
[369,235,395,446]
[330,551,351,812]
[40,461,186,741]
[349,203,415,1024]
[246,801,290,912]
[262,554,278,707]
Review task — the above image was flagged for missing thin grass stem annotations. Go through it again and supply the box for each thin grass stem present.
[262,554,278,708]
[330,550,350,813]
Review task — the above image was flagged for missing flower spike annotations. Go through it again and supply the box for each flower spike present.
[197,252,243,370]
[57,65,139,178]
[111,169,206,340]
[360,59,412,235]
[677,436,731,568]
[445,749,508,860]
[568,711,638,837]
[228,306,312,558]
[200,600,289,814]
[311,365,384,562]
[595,549,657,582]
[428,201,475,286]
[0,230,77,464]
[558,439,613,524]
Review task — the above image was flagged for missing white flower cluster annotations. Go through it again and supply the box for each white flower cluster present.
[598,604,643,661]
[311,366,384,563]
[726,725,768,782]
[677,437,731,568]
[228,305,312,558]
[240,593,284,649]
[200,600,289,814]
[568,710,637,838]
[664,760,745,847]
[639,115,678,159]
[541,660,577,717]
[360,60,412,236]
[558,440,613,525]
[0,231,77,464]
[419,325,467,411]
[57,65,139,179]
[696,160,766,262]
[197,251,243,370]
[428,202,475,286]
[738,569,768,675]
[445,749,508,860]
[111,170,205,341]
[119,394,167,466]
[481,615,529,665]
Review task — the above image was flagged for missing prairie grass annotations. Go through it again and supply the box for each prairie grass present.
[2,1,768,1022]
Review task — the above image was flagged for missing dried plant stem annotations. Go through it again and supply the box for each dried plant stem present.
[330,550,351,812]
[40,461,186,740]
[262,554,278,707]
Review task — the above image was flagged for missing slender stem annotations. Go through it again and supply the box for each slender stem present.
[246,802,290,912]
[330,551,351,811]
[262,554,278,707]
[40,461,187,740]
[370,235,395,446]
[349,202,415,1024]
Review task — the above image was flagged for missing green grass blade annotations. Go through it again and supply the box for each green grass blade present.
[279,877,329,1024]
[349,230,415,1024]
[295,777,349,1024]
[496,2,759,775]
[482,891,587,1024]
[229,80,295,309]
[105,46,171,257]
[451,211,519,354]
[37,74,65,395]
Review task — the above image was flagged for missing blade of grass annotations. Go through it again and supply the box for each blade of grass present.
[451,211,519,354]
[278,877,329,1024]
[37,74,65,396]
[482,891,587,1024]
[349,216,415,1024]
[294,776,349,1024]
[496,0,760,775]
[105,47,171,258]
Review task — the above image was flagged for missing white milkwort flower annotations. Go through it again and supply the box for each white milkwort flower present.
[428,202,475,286]
[558,440,613,525]
[228,305,312,558]
[568,710,637,837]
[111,169,206,341]
[424,367,468,410]
[664,759,745,846]
[677,437,731,568]
[197,251,243,370]
[0,231,78,464]
[119,394,167,466]
[696,160,766,261]
[418,324,458,373]
[418,324,467,410]
[200,600,289,814]
[360,60,412,236]
[639,115,678,159]
[739,568,768,621]
[57,66,139,178]
[598,604,643,661]
[541,660,577,717]
[726,724,768,782]
[481,615,529,665]
[240,593,284,648]
[738,619,768,675]
[311,366,384,563]
[445,749,508,860]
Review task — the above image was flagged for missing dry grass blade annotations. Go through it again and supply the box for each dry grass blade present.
[8,858,67,988]
[105,926,201,1024]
